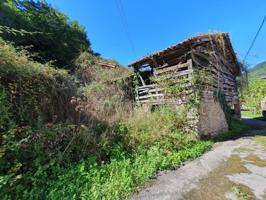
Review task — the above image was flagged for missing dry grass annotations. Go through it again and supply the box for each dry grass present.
[123,105,197,149]
[73,52,133,125]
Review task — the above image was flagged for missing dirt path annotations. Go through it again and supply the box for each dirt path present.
[132,119,266,200]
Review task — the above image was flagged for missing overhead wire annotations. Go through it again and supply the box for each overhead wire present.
[115,0,136,56]
[241,15,266,88]
[243,15,266,65]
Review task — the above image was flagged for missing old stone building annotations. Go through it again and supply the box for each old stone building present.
[129,32,241,137]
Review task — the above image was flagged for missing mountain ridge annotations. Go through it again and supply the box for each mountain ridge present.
[248,61,266,80]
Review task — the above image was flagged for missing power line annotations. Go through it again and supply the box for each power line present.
[243,15,266,64]
[115,0,136,56]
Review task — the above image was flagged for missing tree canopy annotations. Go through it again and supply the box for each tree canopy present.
[0,0,94,69]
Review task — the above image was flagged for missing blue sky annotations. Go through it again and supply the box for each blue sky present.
[47,0,266,68]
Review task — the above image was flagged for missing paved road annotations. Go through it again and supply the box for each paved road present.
[132,118,266,200]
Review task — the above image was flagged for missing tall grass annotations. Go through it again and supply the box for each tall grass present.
[74,52,133,125]
[123,105,197,150]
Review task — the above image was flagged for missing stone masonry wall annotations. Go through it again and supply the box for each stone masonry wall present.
[197,91,228,138]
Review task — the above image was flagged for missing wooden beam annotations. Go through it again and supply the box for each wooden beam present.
[154,62,190,75]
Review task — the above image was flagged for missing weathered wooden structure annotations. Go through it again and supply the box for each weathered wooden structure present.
[129,32,241,137]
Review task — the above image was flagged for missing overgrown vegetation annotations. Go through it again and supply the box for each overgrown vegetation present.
[2,104,212,199]
[151,67,213,110]
[240,79,266,113]
[0,1,242,199]
[0,38,76,125]
[74,52,133,124]
[0,38,213,199]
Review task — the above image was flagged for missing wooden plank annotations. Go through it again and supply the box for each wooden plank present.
[138,93,165,100]
[138,99,183,105]
[211,63,235,78]
[154,62,189,75]
[158,69,194,81]
[138,88,164,95]
[138,84,157,89]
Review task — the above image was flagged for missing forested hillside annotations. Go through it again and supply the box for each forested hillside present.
[0,1,214,199]
[248,61,266,80]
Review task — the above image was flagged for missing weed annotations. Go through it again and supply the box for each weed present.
[231,185,251,200]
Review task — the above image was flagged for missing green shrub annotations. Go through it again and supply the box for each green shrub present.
[0,88,12,132]
[241,79,266,113]
[47,141,211,200]
[5,140,211,200]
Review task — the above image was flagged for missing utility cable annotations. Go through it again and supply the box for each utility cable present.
[243,15,266,64]
[115,0,136,56]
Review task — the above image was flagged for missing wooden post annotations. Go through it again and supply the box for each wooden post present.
[187,59,193,84]
[138,73,146,86]
[152,56,159,77]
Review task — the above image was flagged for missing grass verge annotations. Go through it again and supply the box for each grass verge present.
[40,141,212,200]
[241,110,266,121]
[213,119,249,142]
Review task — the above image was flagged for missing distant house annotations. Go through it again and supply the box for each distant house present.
[129,32,240,137]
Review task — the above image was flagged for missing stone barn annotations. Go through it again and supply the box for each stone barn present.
[129,32,241,137]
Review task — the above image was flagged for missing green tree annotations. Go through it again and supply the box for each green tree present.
[241,79,266,113]
[0,0,94,69]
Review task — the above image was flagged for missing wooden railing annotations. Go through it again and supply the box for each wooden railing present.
[136,84,164,104]
[135,59,194,105]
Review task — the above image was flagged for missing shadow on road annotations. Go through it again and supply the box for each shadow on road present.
[240,117,266,137]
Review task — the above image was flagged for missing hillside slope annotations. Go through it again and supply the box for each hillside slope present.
[248,61,266,80]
